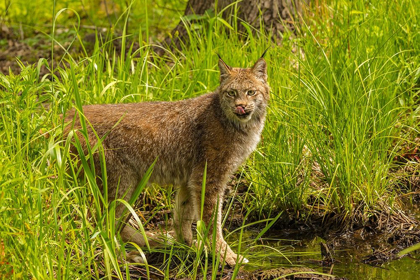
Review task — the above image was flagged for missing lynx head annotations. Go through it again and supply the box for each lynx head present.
[217,53,270,126]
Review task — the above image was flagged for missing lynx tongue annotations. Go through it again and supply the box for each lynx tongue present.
[235,106,246,115]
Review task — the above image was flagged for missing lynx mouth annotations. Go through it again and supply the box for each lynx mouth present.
[234,111,251,118]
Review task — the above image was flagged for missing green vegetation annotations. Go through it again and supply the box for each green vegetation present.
[252,1,420,217]
[1,0,419,278]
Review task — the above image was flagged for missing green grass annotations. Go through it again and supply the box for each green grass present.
[250,0,420,217]
[1,0,420,278]
[0,0,184,38]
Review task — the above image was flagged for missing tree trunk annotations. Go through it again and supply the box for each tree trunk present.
[158,0,307,53]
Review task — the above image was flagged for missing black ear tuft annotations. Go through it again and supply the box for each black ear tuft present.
[252,58,267,82]
[260,47,270,58]
[217,54,232,83]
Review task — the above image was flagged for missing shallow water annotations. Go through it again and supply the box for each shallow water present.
[331,257,420,280]
[229,231,420,279]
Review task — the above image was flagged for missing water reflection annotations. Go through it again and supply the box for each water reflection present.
[228,230,420,280]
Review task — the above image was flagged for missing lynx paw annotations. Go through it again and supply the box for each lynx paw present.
[217,241,248,267]
[126,251,146,264]
[192,239,206,250]
[163,232,176,246]
[223,252,249,267]
[192,239,248,265]
[147,231,176,247]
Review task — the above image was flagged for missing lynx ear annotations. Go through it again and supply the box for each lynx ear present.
[252,58,267,82]
[217,54,232,83]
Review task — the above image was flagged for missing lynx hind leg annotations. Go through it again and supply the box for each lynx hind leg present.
[106,165,166,263]
[120,220,175,264]
[173,185,198,246]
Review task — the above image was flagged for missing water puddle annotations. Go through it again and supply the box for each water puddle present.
[229,230,420,279]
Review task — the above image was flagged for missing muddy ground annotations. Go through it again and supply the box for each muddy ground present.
[1,26,52,75]
[123,168,420,279]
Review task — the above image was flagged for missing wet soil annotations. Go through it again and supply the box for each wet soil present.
[114,266,343,280]
[120,196,420,279]
[123,161,420,279]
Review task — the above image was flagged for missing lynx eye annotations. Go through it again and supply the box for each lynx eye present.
[247,90,256,96]
[226,90,236,97]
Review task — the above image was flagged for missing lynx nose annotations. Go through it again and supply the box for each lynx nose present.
[235,105,246,115]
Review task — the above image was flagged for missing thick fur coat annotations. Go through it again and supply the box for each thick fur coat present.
[64,56,270,266]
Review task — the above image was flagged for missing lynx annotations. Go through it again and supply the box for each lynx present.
[64,54,270,266]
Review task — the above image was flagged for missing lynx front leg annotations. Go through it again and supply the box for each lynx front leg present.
[173,185,197,246]
[190,174,248,267]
